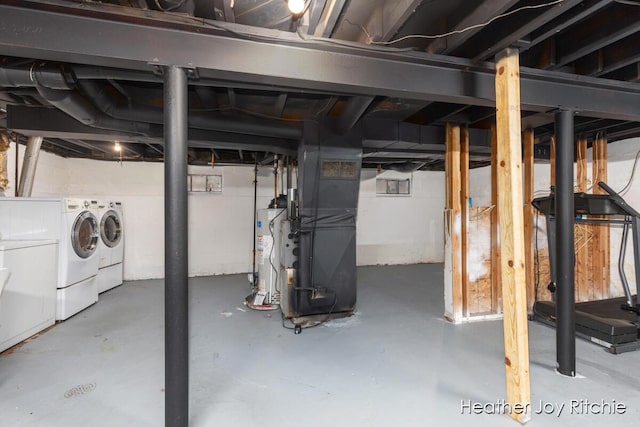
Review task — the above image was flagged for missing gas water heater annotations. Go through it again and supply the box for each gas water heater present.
[246,208,285,310]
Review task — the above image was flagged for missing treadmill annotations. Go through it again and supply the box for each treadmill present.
[532,182,640,354]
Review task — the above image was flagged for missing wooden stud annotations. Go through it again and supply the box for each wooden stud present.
[592,137,603,299]
[490,124,502,313]
[523,129,535,311]
[599,137,610,299]
[495,48,531,423]
[576,138,589,302]
[461,125,470,317]
[592,136,610,300]
[445,123,463,321]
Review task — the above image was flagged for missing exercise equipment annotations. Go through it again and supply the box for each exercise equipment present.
[532,182,640,354]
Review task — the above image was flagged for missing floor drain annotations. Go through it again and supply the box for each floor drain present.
[64,383,96,399]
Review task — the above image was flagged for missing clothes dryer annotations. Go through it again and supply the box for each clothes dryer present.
[96,200,124,293]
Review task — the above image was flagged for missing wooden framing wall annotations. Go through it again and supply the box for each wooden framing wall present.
[444,123,463,322]
[445,125,496,320]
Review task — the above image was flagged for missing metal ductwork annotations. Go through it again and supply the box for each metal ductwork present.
[35,85,155,136]
[77,80,302,139]
[0,62,303,140]
[0,63,71,89]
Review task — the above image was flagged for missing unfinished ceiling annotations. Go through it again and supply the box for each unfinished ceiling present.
[0,0,639,170]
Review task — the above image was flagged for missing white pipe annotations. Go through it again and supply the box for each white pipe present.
[17,136,43,197]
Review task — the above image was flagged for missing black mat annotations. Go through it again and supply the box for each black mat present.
[576,296,638,323]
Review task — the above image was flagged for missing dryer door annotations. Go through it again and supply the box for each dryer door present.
[100,210,122,248]
[72,211,99,258]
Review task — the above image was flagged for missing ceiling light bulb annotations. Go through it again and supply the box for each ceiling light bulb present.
[114,142,122,152]
[287,0,305,15]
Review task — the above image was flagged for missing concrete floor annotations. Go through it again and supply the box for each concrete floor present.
[1,264,639,426]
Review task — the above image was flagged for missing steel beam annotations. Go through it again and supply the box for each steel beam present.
[554,109,576,378]
[0,2,639,121]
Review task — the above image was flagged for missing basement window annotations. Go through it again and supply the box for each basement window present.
[188,174,222,193]
[376,178,411,196]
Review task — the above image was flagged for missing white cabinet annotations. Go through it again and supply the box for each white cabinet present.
[0,240,58,353]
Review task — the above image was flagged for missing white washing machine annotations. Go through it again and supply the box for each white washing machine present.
[56,198,100,320]
[96,200,124,293]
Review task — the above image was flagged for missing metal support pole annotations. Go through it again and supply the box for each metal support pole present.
[17,136,43,197]
[14,136,19,197]
[252,153,258,286]
[631,216,640,310]
[554,109,575,377]
[618,220,634,308]
[164,66,189,427]
[546,215,557,302]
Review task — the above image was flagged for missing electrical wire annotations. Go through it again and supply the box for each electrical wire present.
[614,0,640,5]
[469,205,494,221]
[153,0,186,12]
[178,10,417,53]
[294,24,416,52]
[280,292,338,331]
[356,0,566,45]
[618,149,640,196]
